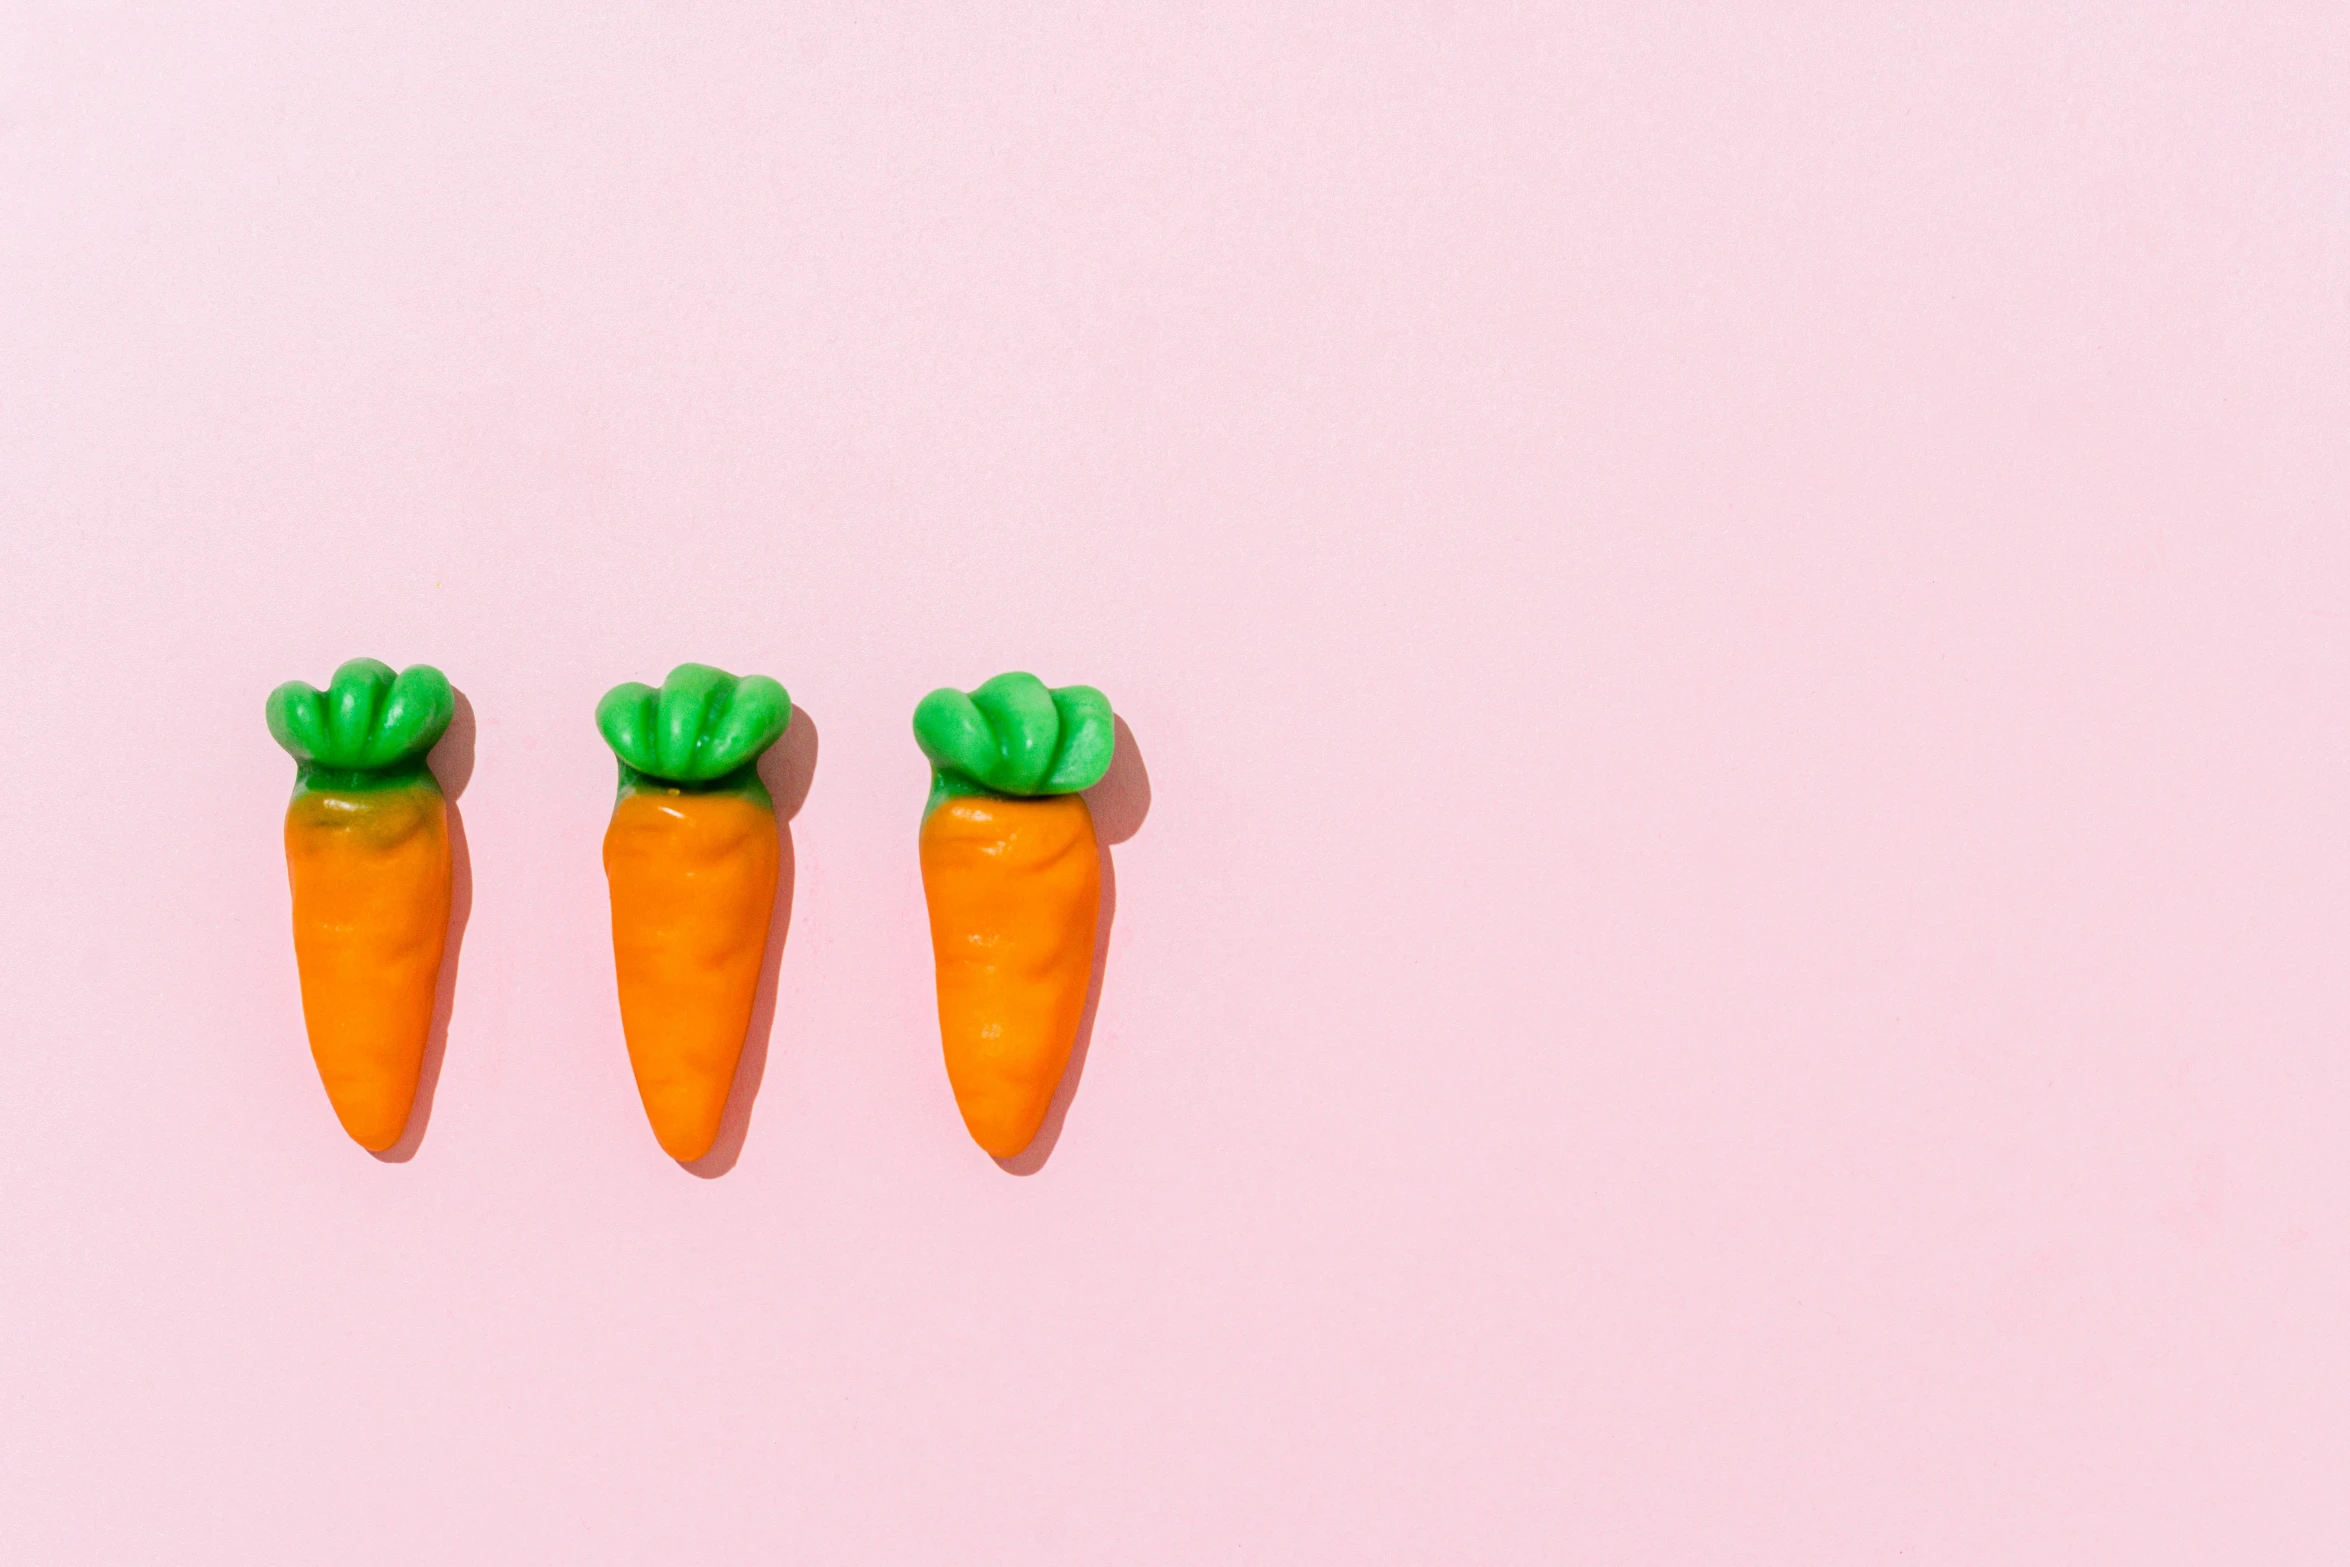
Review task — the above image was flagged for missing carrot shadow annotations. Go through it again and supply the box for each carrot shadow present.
[374,688,476,1164]
[683,706,820,1178]
[995,714,1151,1176]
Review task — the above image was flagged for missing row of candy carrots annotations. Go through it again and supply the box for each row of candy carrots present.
[266,660,1113,1163]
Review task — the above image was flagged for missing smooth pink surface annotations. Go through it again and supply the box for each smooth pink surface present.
[4,4,2348,1560]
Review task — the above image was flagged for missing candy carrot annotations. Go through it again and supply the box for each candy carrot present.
[266,659,456,1152]
[597,664,790,1162]
[914,672,1116,1158]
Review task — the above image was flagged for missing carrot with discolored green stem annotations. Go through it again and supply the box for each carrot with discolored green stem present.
[266,659,456,1152]
[914,672,1115,1158]
[597,664,791,1162]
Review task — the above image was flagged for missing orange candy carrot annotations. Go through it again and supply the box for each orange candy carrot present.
[913,673,1116,1158]
[597,664,791,1162]
[266,660,456,1151]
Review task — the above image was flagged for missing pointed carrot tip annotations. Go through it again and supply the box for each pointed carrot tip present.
[343,1118,409,1154]
[661,1131,720,1164]
[966,1117,1042,1160]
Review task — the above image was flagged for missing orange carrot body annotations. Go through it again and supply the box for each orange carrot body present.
[284,784,451,1151]
[603,790,778,1161]
[920,794,1101,1157]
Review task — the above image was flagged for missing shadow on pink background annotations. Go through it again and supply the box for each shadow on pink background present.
[2,4,2348,1563]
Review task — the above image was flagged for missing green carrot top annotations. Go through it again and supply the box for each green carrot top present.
[267,659,455,791]
[914,671,1114,811]
[597,663,791,801]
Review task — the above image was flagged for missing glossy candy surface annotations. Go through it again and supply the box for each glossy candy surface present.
[914,673,1114,1158]
[597,664,789,1162]
[266,659,456,1152]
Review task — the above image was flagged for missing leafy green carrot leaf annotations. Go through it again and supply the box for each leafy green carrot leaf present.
[969,672,1062,793]
[596,663,790,787]
[266,660,454,778]
[914,672,1115,799]
[1040,684,1115,793]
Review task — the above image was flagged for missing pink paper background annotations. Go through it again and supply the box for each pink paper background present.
[5,4,2348,1561]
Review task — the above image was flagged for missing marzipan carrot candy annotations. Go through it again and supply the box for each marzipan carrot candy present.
[265,659,457,1152]
[914,672,1116,1158]
[597,664,790,1162]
